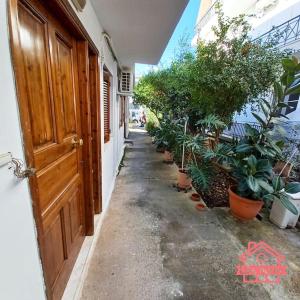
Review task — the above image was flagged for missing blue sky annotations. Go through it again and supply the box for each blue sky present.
[135,0,200,78]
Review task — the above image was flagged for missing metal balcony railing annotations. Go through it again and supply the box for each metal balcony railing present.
[197,0,223,31]
[223,122,262,139]
[255,14,300,47]
[222,121,300,141]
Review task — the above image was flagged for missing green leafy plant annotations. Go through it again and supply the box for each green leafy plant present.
[190,3,283,123]
[226,57,300,215]
[145,120,158,136]
[231,155,300,214]
[187,162,214,191]
[235,57,300,162]
[196,114,227,145]
[154,119,181,152]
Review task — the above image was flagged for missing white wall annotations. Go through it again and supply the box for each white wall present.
[0,1,46,299]
[0,0,127,298]
[67,0,127,208]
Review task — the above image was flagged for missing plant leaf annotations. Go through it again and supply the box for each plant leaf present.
[285,182,300,194]
[257,179,274,193]
[247,155,257,168]
[277,102,291,109]
[278,194,299,215]
[260,102,269,118]
[246,175,260,192]
[236,144,253,153]
[272,176,285,191]
[274,81,284,102]
[262,99,271,110]
[256,159,271,172]
[252,113,267,127]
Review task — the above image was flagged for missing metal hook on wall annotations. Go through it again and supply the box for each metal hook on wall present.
[1,152,36,179]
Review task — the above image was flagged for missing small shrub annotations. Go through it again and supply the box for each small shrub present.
[145,120,157,136]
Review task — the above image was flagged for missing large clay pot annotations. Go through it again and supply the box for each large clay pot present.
[177,169,192,189]
[164,150,173,162]
[228,187,263,220]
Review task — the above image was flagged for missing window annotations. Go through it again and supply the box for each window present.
[103,70,110,143]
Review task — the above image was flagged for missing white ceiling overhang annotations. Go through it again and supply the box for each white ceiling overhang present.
[91,0,189,67]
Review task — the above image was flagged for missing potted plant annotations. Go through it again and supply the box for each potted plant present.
[185,115,231,198]
[228,155,300,220]
[154,119,179,162]
[227,142,299,222]
[196,114,226,148]
[226,57,300,220]
[175,118,192,188]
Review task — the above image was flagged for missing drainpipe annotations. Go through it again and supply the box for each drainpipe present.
[102,32,122,71]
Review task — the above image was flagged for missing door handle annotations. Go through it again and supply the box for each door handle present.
[72,137,83,147]
[9,157,36,179]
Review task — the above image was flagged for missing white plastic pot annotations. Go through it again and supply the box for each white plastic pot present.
[270,192,300,229]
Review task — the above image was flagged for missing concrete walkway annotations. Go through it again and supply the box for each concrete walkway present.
[80,128,300,300]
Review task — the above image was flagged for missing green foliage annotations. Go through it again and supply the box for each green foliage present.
[145,110,160,136]
[234,57,300,162]
[196,114,226,139]
[154,119,181,151]
[133,70,170,119]
[133,5,299,212]
[231,154,299,215]
[190,3,283,123]
[145,120,158,136]
[225,58,300,214]
[133,52,195,121]
[187,162,214,191]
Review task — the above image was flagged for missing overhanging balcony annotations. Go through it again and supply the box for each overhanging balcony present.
[255,14,300,47]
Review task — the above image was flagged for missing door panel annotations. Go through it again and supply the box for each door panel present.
[55,35,77,137]
[36,150,78,214]
[18,3,56,149]
[43,214,66,287]
[12,1,85,298]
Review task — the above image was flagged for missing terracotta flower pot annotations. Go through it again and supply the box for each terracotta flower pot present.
[164,150,173,162]
[177,169,192,189]
[228,187,263,221]
[195,203,206,211]
[156,146,165,153]
[190,193,200,201]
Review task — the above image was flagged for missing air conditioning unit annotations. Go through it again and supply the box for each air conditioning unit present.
[71,0,86,12]
[121,72,133,93]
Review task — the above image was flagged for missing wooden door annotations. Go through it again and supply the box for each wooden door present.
[9,0,85,298]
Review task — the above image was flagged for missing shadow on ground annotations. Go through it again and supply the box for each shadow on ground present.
[80,129,300,300]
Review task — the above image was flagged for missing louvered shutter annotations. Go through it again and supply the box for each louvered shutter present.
[103,79,110,142]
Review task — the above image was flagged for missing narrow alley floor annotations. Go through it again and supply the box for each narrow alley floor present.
[80,128,300,300]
